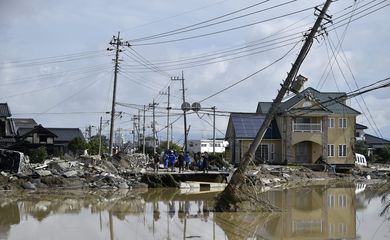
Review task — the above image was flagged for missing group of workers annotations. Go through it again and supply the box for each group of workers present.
[153,150,209,173]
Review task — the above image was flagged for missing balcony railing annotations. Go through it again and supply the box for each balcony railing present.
[293,123,322,132]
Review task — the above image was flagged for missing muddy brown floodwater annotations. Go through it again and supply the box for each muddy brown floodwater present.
[0,183,389,240]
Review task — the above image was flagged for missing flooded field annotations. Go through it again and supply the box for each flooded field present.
[0,183,389,240]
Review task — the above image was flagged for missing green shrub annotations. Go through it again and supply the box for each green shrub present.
[29,146,48,163]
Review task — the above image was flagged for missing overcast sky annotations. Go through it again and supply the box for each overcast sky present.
[1,0,389,144]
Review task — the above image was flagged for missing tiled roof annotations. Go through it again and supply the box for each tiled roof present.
[12,118,38,131]
[18,125,57,138]
[258,87,360,115]
[0,103,11,117]
[365,134,390,145]
[47,128,84,142]
[229,113,281,139]
[256,102,272,114]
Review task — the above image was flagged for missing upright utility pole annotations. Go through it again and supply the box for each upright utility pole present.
[143,105,146,155]
[98,116,103,156]
[137,109,141,149]
[150,99,158,153]
[159,86,171,150]
[212,106,216,154]
[216,0,333,211]
[107,32,130,156]
[172,71,187,152]
[166,86,171,150]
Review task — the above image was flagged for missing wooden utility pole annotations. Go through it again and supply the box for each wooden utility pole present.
[215,0,333,211]
[107,32,130,156]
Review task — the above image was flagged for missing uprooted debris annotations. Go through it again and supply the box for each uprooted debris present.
[0,150,151,191]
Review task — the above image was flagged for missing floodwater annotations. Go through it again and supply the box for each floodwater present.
[0,183,389,240]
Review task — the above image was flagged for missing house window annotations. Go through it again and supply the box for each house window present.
[328,194,335,208]
[328,118,335,128]
[338,144,347,157]
[39,136,47,143]
[270,144,275,161]
[260,144,269,161]
[255,143,275,162]
[327,144,335,157]
[339,194,347,208]
[201,144,207,147]
[339,223,347,235]
[338,118,347,128]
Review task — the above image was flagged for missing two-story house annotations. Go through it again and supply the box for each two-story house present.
[226,87,360,168]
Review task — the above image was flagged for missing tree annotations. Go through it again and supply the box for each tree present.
[159,141,181,152]
[373,147,390,163]
[355,140,369,158]
[86,135,108,155]
[68,137,87,155]
[29,146,48,163]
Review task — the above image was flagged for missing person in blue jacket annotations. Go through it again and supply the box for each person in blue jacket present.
[168,150,177,172]
[184,152,191,170]
[163,150,170,171]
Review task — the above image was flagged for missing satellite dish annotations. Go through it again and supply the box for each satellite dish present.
[191,102,201,112]
[181,102,191,111]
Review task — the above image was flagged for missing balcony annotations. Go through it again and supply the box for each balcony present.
[293,123,322,133]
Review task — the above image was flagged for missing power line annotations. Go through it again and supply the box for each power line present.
[131,4,318,46]
[123,37,301,71]
[121,0,231,31]
[0,50,109,69]
[1,71,109,100]
[199,40,301,103]
[131,0,294,42]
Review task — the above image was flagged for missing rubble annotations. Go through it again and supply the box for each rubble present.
[0,152,151,191]
[0,148,388,192]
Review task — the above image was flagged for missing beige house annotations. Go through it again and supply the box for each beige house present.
[226,87,360,168]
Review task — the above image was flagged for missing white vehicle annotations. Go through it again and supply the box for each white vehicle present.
[355,153,367,167]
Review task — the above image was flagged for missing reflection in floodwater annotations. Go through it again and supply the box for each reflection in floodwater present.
[0,184,388,240]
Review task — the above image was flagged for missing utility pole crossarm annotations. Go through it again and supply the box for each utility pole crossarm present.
[215,0,333,212]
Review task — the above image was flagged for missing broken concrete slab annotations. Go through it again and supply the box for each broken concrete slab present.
[0,149,24,173]
[35,170,52,177]
[22,181,36,190]
[48,161,69,172]
[118,182,129,189]
[101,161,118,174]
[62,170,78,178]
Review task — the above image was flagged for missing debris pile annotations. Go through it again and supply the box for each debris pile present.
[0,150,150,191]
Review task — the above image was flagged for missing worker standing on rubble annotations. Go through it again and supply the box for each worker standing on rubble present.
[168,150,176,172]
[153,152,160,172]
[163,150,170,171]
[178,151,185,173]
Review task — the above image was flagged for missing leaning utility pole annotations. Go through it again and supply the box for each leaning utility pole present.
[215,0,333,211]
[107,32,130,155]
[172,71,188,152]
